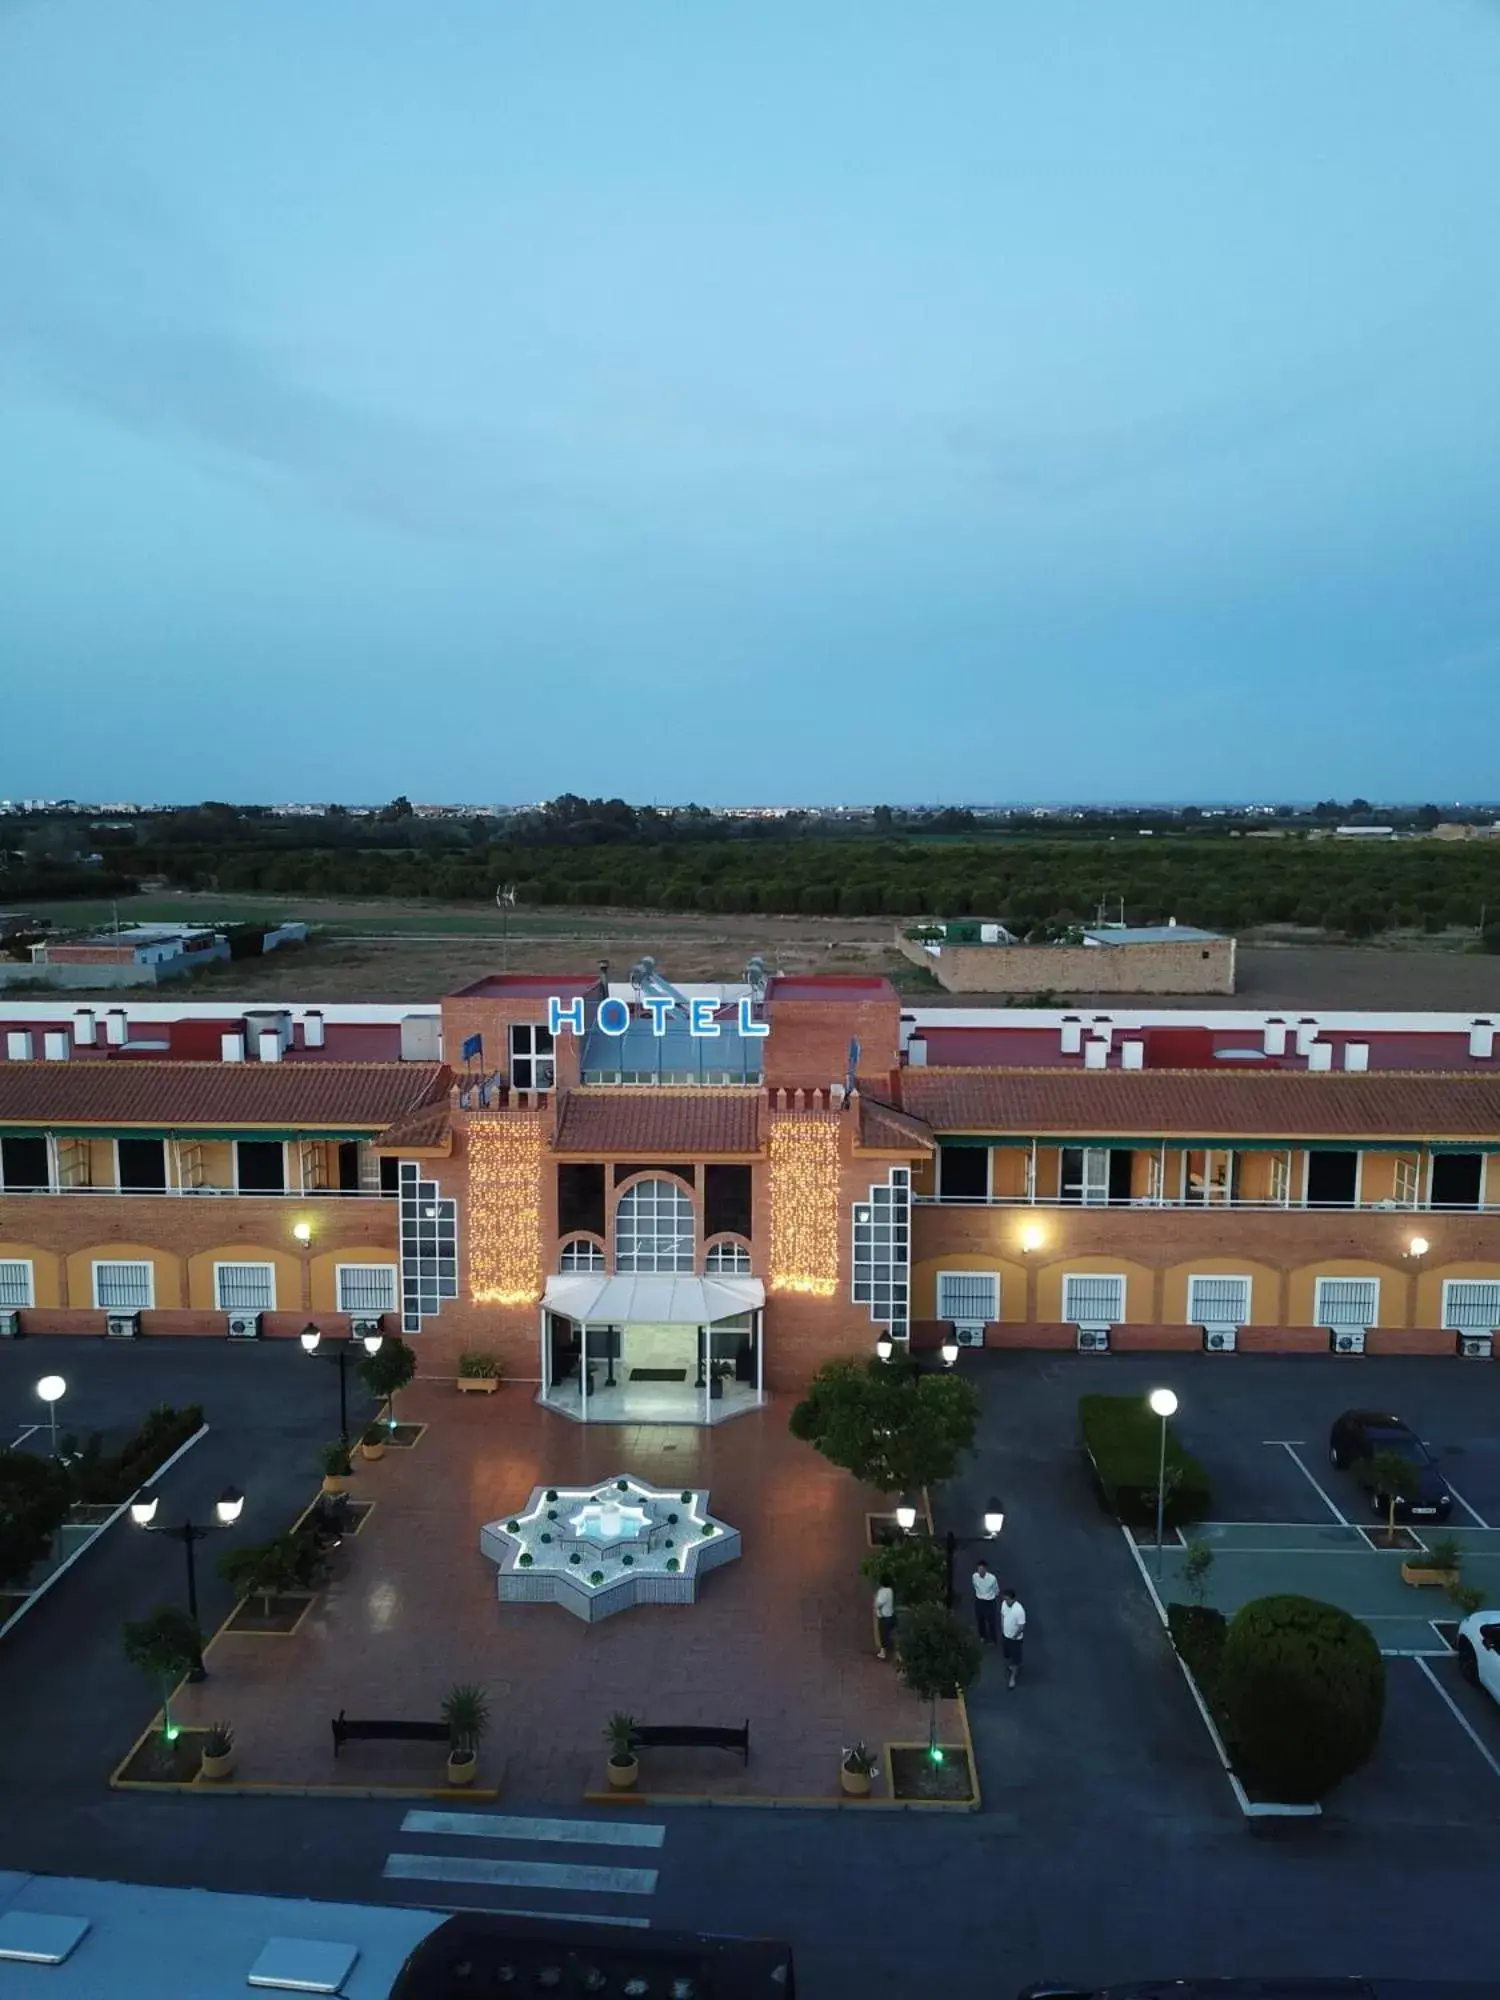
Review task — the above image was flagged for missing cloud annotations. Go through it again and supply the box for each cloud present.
[0,143,552,542]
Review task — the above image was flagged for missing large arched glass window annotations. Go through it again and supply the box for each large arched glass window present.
[614,1178,696,1272]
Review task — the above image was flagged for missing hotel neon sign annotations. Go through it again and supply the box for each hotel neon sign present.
[547,995,768,1039]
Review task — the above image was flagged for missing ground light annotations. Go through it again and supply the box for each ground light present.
[1148,1387,1179,1578]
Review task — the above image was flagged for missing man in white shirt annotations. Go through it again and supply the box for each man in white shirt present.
[971,1560,1000,1645]
[874,1581,896,1660]
[1000,1589,1027,1688]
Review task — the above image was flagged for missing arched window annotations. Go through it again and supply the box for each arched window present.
[614,1178,695,1272]
[704,1238,752,1275]
[560,1237,605,1273]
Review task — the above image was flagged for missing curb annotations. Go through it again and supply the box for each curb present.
[1121,1524,1321,1821]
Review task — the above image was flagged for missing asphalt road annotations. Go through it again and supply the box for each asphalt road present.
[8,1341,1500,1999]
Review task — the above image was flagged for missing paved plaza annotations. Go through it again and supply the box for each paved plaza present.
[170,1383,948,1801]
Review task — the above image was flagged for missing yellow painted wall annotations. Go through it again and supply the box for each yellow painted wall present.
[911,1251,1029,1322]
[1287,1258,1402,1327]
[1161,1257,1282,1324]
[1035,1254,1154,1322]
[310,1246,398,1313]
[184,1245,306,1312]
[1415,1261,1500,1326]
[991,1149,1030,1199]
[910,1153,936,1198]
[1360,1154,1398,1204]
[0,1242,61,1307]
[65,1242,184,1310]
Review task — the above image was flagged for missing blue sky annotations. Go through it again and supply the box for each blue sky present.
[2,0,1499,805]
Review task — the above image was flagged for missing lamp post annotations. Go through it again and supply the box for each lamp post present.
[35,1375,66,1458]
[894,1496,918,1533]
[131,1486,245,1681]
[301,1323,382,1446]
[1148,1387,1179,1577]
[942,1497,1005,1607]
[875,1332,894,1363]
[940,1332,960,1368]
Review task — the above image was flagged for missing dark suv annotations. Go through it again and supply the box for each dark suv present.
[1328,1410,1453,1522]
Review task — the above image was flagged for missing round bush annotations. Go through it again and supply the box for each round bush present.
[1218,1594,1385,1803]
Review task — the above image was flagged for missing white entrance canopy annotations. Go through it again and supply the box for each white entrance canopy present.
[541,1274,765,1323]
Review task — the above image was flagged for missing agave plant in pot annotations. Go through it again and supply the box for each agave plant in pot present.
[840,1741,878,1798]
[604,1711,639,1791]
[200,1721,236,1783]
[442,1683,490,1788]
[359,1423,386,1464]
[319,1440,353,1495]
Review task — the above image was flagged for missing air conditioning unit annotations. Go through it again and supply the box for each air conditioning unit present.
[1456,1330,1495,1360]
[105,1310,141,1340]
[1201,1323,1238,1353]
[1076,1325,1111,1353]
[0,1309,21,1339]
[225,1311,263,1340]
[350,1316,384,1340]
[953,1322,986,1349]
[1328,1326,1366,1355]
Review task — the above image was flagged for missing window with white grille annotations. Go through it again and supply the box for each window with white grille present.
[1063,1273,1125,1324]
[560,1236,606,1272]
[0,1260,34,1308]
[336,1264,398,1314]
[1315,1276,1380,1328]
[937,1271,1000,1323]
[398,1161,458,1333]
[704,1239,752,1275]
[214,1263,276,1312]
[614,1178,696,1272]
[93,1261,153,1310]
[1443,1280,1500,1331]
[851,1169,911,1341]
[509,1022,555,1091]
[1187,1275,1252,1326]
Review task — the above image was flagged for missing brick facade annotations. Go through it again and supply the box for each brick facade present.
[898,932,1236,995]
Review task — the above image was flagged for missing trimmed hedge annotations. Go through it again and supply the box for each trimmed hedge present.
[1218,1595,1385,1803]
[1078,1394,1212,1527]
[1166,1601,1227,1694]
[65,1404,204,1507]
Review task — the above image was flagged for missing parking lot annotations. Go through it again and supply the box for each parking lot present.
[938,1350,1500,1832]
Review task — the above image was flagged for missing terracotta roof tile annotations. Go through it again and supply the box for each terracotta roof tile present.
[858,1097,934,1151]
[553,1090,763,1156]
[898,1067,1500,1141]
[372,1102,454,1153]
[0,1061,449,1131]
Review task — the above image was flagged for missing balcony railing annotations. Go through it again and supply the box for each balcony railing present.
[913,1194,1499,1215]
[0,1184,394,1199]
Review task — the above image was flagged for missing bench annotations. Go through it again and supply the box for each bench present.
[630,1721,750,1765]
[331,1710,449,1757]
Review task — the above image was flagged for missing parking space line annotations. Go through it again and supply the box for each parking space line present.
[1276,1442,1350,1525]
[1444,1482,1490,1530]
[1416,1657,1500,1781]
[8,1424,40,1450]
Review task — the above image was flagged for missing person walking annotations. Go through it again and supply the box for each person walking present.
[1000,1588,1027,1688]
[874,1580,896,1661]
[972,1559,1000,1646]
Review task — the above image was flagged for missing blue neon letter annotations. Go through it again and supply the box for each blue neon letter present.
[689,998,721,1038]
[643,994,673,1037]
[597,996,630,1037]
[548,996,585,1036]
[737,997,769,1039]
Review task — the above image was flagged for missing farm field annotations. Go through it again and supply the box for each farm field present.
[12,893,1500,1008]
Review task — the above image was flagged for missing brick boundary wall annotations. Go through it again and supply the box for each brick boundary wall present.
[896,932,1235,995]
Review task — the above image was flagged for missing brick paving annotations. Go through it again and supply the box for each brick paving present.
[174,1382,951,1801]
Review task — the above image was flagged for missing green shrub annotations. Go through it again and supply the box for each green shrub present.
[67,1404,204,1507]
[1166,1602,1227,1692]
[895,1603,982,1703]
[859,1534,947,1610]
[1218,1594,1385,1803]
[457,1351,502,1379]
[1078,1394,1212,1527]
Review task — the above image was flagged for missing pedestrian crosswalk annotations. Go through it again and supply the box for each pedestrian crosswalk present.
[382,1808,667,1928]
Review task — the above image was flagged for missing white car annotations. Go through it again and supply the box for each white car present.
[1455,1610,1500,1697]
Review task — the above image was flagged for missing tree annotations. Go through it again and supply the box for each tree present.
[359,1336,417,1428]
[859,1533,948,1610]
[122,1604,202,1738]
[1218,1595,1385,1802]
[788,1358,979,1495]
[1356,1449,1420,1543]
[894,1602,982,1755]
[219,1536,302,1617]
[0,1448,73,1590]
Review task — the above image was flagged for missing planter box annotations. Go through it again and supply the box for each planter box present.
[457,1377,500,1395]
[1401,1561,1460,1588]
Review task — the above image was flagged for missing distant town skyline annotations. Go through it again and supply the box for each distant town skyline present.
[3,1,1498,801]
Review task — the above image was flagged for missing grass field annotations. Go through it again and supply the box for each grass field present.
[14,894,1500,1008]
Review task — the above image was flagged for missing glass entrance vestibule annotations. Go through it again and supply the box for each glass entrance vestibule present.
[538,1274,766,1425]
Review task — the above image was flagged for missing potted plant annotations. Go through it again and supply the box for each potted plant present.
[457,1352,503,1395]
[840,1741,877,1798]
[709,1361,734,1402]
[1450,1583,1487,1619]
[442,1682,490,1788]
[359,1335,417,1433]
[359,1423,386,1463]
[1402,1533,1463,1588]
[199,1721,236,1783]
[319,1440,353,1494]
[604,1711,639,1791]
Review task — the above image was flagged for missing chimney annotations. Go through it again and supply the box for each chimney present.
[1306,1041,1333,1071]
[907,1036,928,1067]
[302,1010,326,1049]
[258,1030,283,1063]
[1263,1019,1288,1056]
[105,1009,128,1046]
[1060,1017,1082,1055]
[1084,1038,1109,1069]
[5,1030,34,1061]
[221,1032,246,1063]
[1295,1018,1320,1056]
[1342,1042,1369,1072]
[43,1031,69,1061]
[1120,1041,1145,1070]
[1471,1020,1495,1060]
[73,1008,97,1046]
